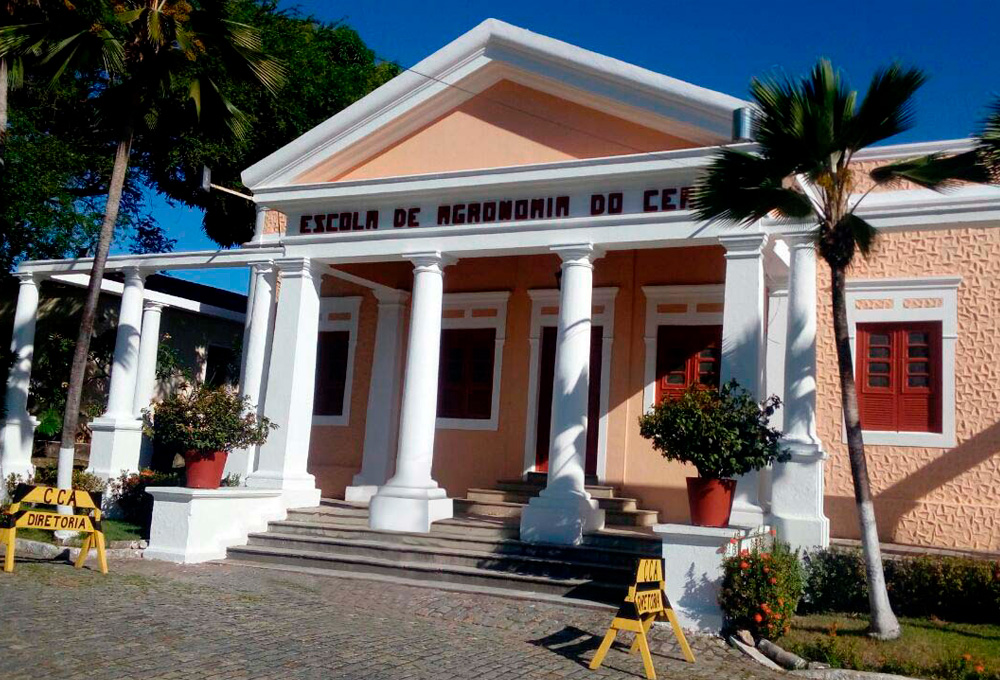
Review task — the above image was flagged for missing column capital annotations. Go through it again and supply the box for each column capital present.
[406,251,455,273]
[121,264,148,284]
[719,233,768,258]
[782,232,818,249]
[250,260,275,276]
[274,257,316,279]
[551,243,601,267]
[142,299,166,314]
[373,288,410,305]
[12,271,39,285]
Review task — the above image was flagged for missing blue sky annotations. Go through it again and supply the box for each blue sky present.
[162,0,999,293]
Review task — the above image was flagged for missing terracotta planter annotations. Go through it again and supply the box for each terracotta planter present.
[183,450,228,489]
[686,477,737,527]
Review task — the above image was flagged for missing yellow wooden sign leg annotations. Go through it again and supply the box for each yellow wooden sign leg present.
[1,528,15,573]
[628,615,655,655]
[74,534,93,569]
[95,531,108,574]
[663,608,695,664]
[634,626,657,680]
[588,627,618,670]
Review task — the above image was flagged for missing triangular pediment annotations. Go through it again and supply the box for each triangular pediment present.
[242,19,747,189]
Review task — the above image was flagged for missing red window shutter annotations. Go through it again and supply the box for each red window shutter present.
[856,322,941,434]
[437,328,496,420]
[655,325,723,404]
[314,330,350,416]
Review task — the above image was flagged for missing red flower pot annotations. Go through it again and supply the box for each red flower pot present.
[183,450,229,489]
[686,477,737,527]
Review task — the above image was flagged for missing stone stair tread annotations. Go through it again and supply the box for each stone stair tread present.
[247,532,638,573]
[227,544,622,590]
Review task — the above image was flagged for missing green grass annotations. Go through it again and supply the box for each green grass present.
[783,613,1000,680]
[14,519,143,546]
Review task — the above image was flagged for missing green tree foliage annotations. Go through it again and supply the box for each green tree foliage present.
[136,1,401,246]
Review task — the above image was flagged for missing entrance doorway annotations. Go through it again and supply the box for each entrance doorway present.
[534,325,603,475]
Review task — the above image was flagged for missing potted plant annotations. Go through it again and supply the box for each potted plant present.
[638,380,788,527]
[143,386,275,489]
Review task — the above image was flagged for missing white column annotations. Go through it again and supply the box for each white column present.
[246,258,321,508]
[132,301,164,416]
[225,262,277,479]
[369,253,453,532]
[346,290,408,503]
[89,266,146,479]
[719,234,768,529]
[0,273,41,483]
[520,244,605,545]
[770,235,830,550]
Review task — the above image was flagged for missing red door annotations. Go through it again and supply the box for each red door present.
[535,326,603,475]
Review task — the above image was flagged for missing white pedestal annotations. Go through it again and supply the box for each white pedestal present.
[770,441,830,551]
[0,415,38,483]
[144,487,285,563]
[88,417,144,480]
[654,522,739,633]
[245,471,321,510]
[344,484,379,504]
[369,490,453,533]
[519,494,605,546]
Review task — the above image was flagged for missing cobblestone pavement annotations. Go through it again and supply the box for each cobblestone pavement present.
[0,558,785,680]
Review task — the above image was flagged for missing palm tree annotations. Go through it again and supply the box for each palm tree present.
[6,1,284,494]
[693,60,973,640]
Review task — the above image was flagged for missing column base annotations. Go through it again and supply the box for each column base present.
[0,416,38,485]
[88,417,144,480]
[245,471,321,509]
[369,486,453,533]
[223,446,256,481]
[770,440,830,551]
[519,492,605,545]
[344,484,379,504]
[729,501,767,530]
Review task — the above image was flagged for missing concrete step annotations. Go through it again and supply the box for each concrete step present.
[244,532,636,583]
[465,488,637,513]
[525,471,599,486]
[453,498,524,519]
[494,481,617,499]
[264,521,656,565]
[604,509,659,527]
[226,544,626,603]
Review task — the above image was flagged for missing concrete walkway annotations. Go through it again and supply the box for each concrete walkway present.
[0,558,784,680]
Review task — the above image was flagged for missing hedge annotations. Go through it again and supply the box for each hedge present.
[800,548,1000,623]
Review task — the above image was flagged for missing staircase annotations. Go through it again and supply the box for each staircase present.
[227,488,662,604]
[456,472,660,528]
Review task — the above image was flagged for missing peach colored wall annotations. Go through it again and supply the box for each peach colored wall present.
[816,227,1000,553]
[306,248,728,516]
[322,80,693,182]
[306,276,380,497]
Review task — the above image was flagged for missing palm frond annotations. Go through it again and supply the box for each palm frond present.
[837,213,878,257]
[871,151,990,189]
[693,148,813,225]
[847,64,926,150]
[976,98,1000,179]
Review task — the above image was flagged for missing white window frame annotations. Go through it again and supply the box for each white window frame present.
[436,291,510,431]
[641,284,725,413]
[522,287,617,481]
[845,276,959,448]
[312,296,362,427]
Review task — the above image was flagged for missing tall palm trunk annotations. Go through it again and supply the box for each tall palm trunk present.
[830,264,901,640]
[0,57,8,166]
[56,119,134,494]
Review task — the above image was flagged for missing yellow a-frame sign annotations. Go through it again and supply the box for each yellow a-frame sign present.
[589,557,694,679]
[0,484,108,574]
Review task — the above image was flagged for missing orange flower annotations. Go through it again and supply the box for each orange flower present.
[975,666,985,674]
[740,549,749,557]
[778,598,784,606]
[753,613,763,623]
[769,528,777,536]
[770,577,778,585]
[964,655,973,662]
[740,561,749,570]
[730,537,738,544]
[763,566,770,573]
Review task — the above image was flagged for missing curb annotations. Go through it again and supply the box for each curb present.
[0,538,145,562]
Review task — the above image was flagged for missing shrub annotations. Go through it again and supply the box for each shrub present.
[108,469,182,530]
[719,536,804,639]
[638,380,788,479]
[3,469,107,512]
[144,385,275,458]
[800,548,1000,624]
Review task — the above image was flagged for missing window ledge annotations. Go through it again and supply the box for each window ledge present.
[313,414,349,427]
[861,430,956,448]
[436,417,498,431]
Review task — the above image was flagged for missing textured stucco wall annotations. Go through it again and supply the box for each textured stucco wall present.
[815,227,1000,553]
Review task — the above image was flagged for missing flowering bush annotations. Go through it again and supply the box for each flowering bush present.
[638,380,788,479]
[108,469,182,529]
[719,534,804,639]
[143,385,275,458]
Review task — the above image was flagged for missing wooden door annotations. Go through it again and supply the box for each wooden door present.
[655,325,723,403]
